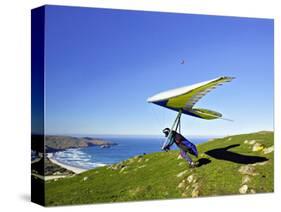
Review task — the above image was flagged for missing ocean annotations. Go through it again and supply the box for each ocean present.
[52,136,210,170]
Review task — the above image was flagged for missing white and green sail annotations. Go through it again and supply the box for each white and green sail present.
[147,76,234,120]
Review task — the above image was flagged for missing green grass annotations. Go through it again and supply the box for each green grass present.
[45,131,274,206]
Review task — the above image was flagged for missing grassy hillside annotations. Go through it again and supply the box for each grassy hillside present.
[45,131,274,206]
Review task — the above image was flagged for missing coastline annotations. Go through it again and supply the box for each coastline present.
[48,154,87,174]
[44,137,208,175]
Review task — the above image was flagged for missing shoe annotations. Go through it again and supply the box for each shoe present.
[189,162,196,168]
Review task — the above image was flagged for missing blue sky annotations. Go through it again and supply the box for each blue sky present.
[44,5,274,136]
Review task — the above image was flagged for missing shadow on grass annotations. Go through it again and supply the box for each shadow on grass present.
[205,144,268,164]
[196,158,211,167]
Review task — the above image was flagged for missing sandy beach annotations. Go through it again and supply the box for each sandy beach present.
[48,154,87,174]
[32,173,67,181]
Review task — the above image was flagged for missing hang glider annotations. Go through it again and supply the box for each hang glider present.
[147,76,235,151]
[147,76,234,120]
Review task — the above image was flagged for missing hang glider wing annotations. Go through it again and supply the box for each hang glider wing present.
[147,76,234,120]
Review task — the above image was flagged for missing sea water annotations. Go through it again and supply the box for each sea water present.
[52,136,209,170]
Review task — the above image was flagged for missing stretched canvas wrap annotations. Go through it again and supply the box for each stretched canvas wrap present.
[31,5,274,206]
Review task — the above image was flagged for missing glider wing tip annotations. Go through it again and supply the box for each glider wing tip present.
[220,76,235,79]
[146,97,154,103]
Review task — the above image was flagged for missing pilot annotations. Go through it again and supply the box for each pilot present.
[162,128,198,168]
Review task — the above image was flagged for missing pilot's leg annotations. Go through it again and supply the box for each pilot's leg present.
[182,140,198,157]
[180,150,192,164]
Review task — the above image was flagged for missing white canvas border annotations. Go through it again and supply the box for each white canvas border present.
[0,0,279,211]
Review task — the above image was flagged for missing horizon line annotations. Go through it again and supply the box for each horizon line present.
[33,130,274,138]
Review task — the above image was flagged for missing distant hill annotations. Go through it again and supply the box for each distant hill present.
[32,135,117,153]
[44,131,274,206]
